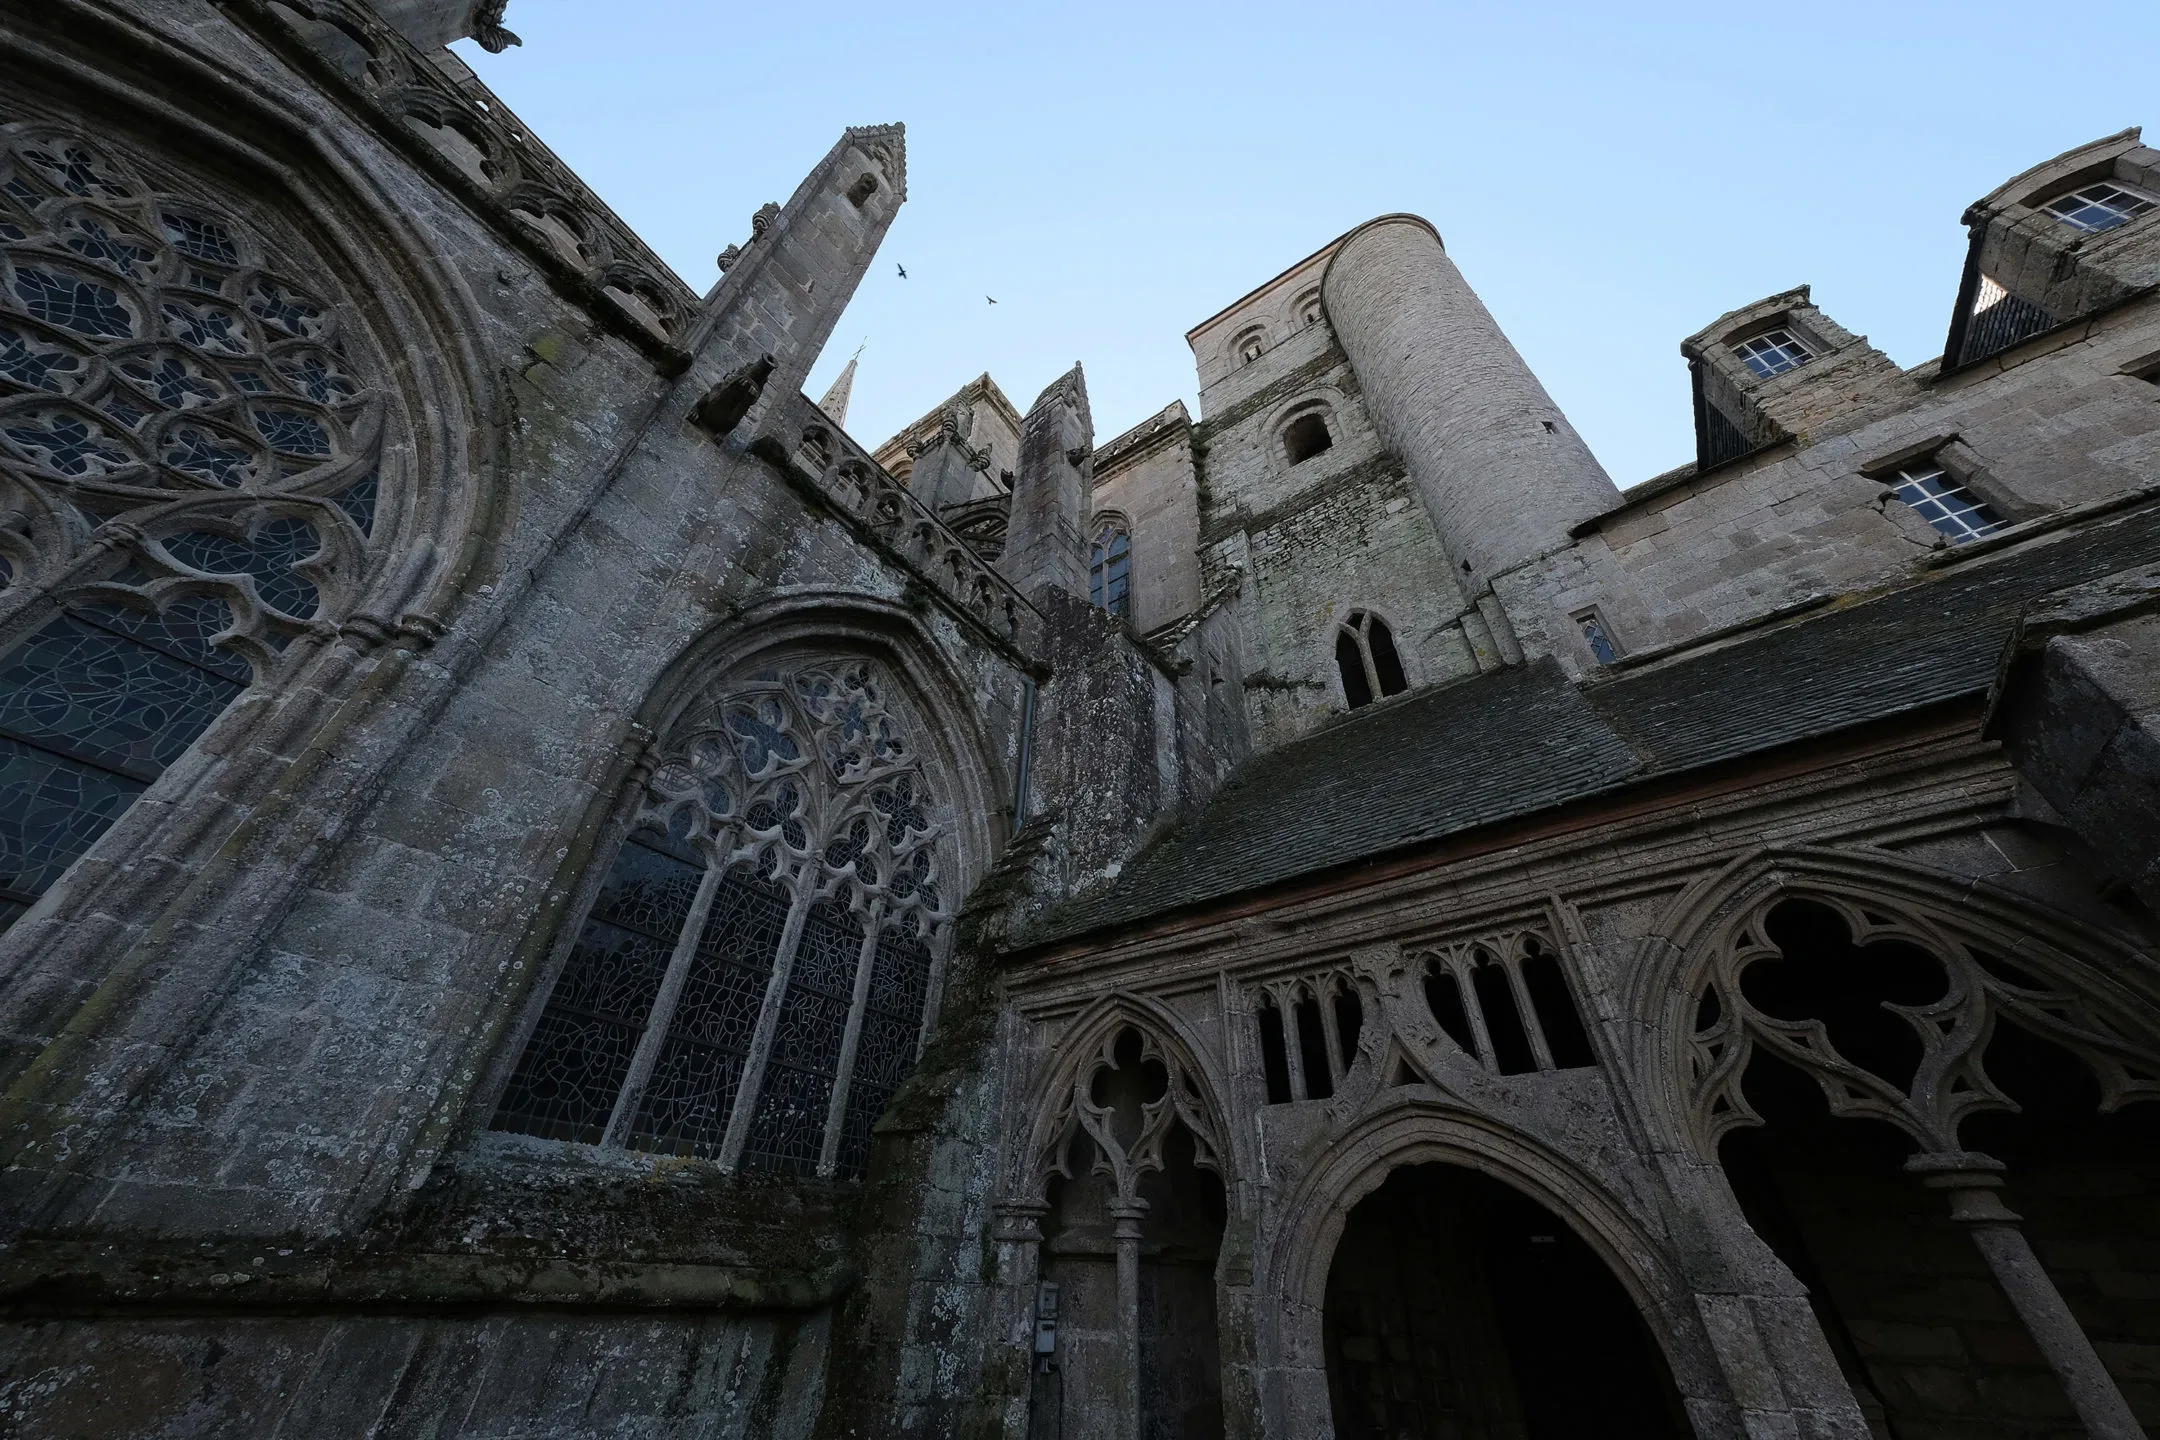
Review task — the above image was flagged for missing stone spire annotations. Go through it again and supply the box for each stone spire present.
[998,364,1094,601]
[817,354,857,428]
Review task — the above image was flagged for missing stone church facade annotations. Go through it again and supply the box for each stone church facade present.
[2,3,2158,1438]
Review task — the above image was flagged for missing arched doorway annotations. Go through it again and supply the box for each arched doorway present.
[1698,897,2160,1439]
[1031,1025,1229,1440]
[1322,1163,1688,1438]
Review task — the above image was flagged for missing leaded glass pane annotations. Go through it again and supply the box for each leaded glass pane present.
[490,834,704,1144]
[0,735,146,906]
[160,210,238,265]
[741,899,863,1175]
[836,924,933,1177]
[0,324,84,392]
[162,518,321,618]
[0,608,244,774]
[335,471,379,536]
[625,868,791,1157]
[14,267,134,338]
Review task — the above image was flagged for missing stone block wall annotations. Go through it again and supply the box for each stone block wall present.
[1501,293,2160,672]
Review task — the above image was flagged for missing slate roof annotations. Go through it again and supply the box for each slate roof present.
[1027,499,2160,947]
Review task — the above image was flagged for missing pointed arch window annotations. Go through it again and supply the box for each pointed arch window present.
[492,659,954,1180]
[1334,609,1407,709]
[1088,514,1131,619]
[0,120,385,932]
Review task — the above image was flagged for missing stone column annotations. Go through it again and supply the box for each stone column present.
[992,1201,1051,1440]
[1110,1198,1148,1440]
[1321,216,1621,593]
[1909,1153,2147,1440]
[999,365,1093,602]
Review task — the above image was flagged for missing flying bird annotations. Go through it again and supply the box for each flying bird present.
[896,263,907,278]
[986,295,998,305]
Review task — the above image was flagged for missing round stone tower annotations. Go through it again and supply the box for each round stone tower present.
[1322,215,1620,592]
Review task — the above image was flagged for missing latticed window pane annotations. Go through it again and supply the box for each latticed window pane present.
[1889,463,2006,543]
[0,116,387,934]
[0,598,248,929]
[625,868,791,1157]
[1090,519,1131,617]
[491,834,704,1144]
[0,737,147,913]
[1732,328,1813,379]
[14,267,133,338]
[837,924,934,1176]
[2042,181,2156,234]
[742,899,864,1175]
[163,518,321,618]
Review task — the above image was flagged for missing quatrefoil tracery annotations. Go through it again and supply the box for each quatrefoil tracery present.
[639,661,951,941]
[1684,893,2160,1155]
[1036,1026,1225,1208]
[0,119,385,675]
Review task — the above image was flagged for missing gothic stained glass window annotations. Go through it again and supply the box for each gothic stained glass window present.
[492,659,954,1180]
[0,117,388,933]
[1089,514,1131,619]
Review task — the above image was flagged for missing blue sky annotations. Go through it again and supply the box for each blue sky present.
[457,2,2159,486]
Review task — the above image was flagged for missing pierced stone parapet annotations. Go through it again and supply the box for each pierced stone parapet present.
[238,0,698,369]
[775,393,1042,658]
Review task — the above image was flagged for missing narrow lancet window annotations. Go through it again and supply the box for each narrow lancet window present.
[1088,515,1131,618]
[1336,610,1408,709]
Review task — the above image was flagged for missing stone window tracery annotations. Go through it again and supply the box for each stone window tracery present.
[1334,609,1407,710]
[1417,930,1595,1075]
[0,116,386,932]
[492,658,953,1179]
[1683,895,2160,1156]
[1088,513,1131,619]
[1256,970,1364,1104]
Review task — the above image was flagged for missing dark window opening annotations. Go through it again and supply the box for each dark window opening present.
[1258,1002,1293,1104]
[1334,987,1363,1068]
[1423,963,1479,1059]
[1335,629,1372,709]
[1284,412,1332,463]
[1472,954,1538,1075]
[1295,995,1335,1100]
[1337,610,1408,710]
[1522,945,1596,1069]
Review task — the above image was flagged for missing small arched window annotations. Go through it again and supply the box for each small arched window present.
[1295,289,1323,327]
[1232,328,1266,367]
[1088,515,1131,619]
[1283,411,1332,464]
[1334,610,1408,709]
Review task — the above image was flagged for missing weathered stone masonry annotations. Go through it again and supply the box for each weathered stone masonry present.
[2,4,2159,1439]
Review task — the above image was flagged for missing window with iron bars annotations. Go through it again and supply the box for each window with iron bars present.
[1732,328,1814,379]
[2041,181,2156,234]
[1887,462,2005,544]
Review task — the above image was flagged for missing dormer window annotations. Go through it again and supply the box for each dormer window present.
[2042,181,2156,234]
[1887,462,2005,543]
[1732,328,1814,379]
